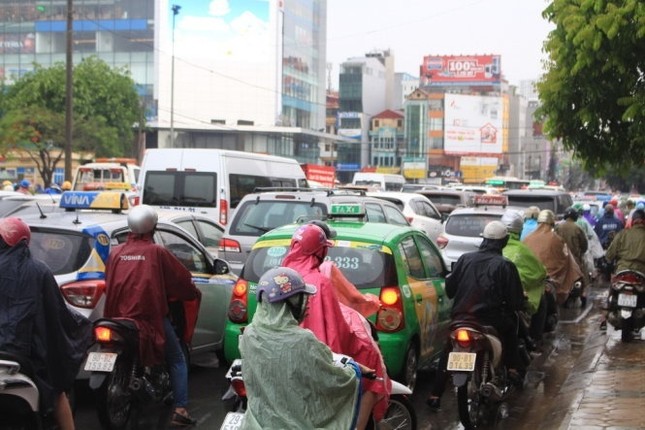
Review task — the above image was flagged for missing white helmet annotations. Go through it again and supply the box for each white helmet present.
[482,221,508,240]
[128,205,158,234]
[500,210,524,234]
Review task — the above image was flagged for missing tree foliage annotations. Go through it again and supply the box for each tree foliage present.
[537,0,645,174]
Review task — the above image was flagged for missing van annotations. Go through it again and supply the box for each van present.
[138,148,307,225]
[503,189,574,219]
[72,158,140,191]
[351,172,405,191]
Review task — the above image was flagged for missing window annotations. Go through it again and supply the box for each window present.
[30,230,94,276]
[399,236,425,279]
[384,205,409,226]
[364,203,386,222]
[195,220,224,248]
[156,230,208,273]
[142,171,217,208]
[229,201,326,235]
[416,235,444,277]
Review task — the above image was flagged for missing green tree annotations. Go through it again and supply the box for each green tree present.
[537,0,645,174]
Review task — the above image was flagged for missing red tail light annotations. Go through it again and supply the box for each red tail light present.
[231,378,246,397]
[219,238,241,253]
[220,199,228,225]
[228,279,249,323]
[436,235,449,249]
[95,326,113,343]
[61,280,106,309]
[406,216,414,224]
[130,195,140,206]
[376,287,404,332]
[456,329,471,348]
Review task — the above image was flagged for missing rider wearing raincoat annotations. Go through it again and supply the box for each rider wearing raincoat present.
[239,267,360,430]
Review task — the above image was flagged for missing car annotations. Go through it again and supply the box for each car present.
[157,210,224,258]
[0,193,62,217]
[222,203,451,390]
[219,188,410,274]
[503,189,574,219]
[401,183,446,192]
[437,194,511,269]
[366,191,444,244]
[414,189,476,217]
[447,184,500,195]
[19,191,237,373]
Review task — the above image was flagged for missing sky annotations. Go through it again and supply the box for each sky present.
[326,0,555,88]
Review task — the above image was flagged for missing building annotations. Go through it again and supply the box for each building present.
[0,0,343,166]
[368,109,404,172]
[393,72,419,111]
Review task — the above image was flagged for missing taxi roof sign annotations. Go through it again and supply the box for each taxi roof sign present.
[329,203,365,217]
[473,195,508,207]
[60,191,129,212]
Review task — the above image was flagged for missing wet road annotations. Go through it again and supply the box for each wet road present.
[74,282,644,429]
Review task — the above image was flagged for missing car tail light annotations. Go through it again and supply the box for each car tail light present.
[231,378,246,397]
[436,235,449,249]
[95,326,113,343]
[219,238,241,253]
[61,280,106,309]
[220,199,228,225]
[130,195,140,206]
[406,216,414,224]
[376,287,404,332]
[456,329,471,348]
[228,279,249,323]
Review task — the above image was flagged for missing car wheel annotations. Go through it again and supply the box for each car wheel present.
[398,343,418,391]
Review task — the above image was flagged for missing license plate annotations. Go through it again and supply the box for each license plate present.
[84,352,118,372]
[618,293,637,308]
[220,412,245,430]
[447,352,477,371]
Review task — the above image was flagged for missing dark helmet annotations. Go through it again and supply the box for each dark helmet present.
[308,219,336,239]
[0,217,31,247]
[256,267,317,303]
[632,209,645,222]
[291,224,333,255]
[128,204,158,234]
[564,207,579,221]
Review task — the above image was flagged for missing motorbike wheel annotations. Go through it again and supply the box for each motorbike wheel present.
[457,365,485,430]
[621,317,633,343]
[95,357,136,430]
[380,394,417,430]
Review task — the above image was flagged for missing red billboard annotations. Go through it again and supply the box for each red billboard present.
[301,164,336,188]
[420,55,501,85]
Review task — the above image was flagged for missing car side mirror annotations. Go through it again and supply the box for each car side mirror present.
[213,258,230,275]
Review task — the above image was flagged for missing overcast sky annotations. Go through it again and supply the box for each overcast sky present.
[326,0,555,88]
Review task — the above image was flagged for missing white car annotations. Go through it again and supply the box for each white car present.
[367,191,444,244]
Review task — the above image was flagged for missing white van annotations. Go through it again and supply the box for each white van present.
[352,172,406,192]
[138,148,307,225]
[72,158,140,191]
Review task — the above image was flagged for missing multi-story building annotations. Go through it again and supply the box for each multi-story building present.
[368,109,404,171]
[0,0,338,165]
[393,72,419,111]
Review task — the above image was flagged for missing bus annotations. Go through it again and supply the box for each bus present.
[484,176,530,191]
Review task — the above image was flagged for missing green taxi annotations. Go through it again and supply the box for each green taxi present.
[223,204,452,389]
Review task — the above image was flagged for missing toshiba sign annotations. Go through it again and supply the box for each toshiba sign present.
[421,55,501,85]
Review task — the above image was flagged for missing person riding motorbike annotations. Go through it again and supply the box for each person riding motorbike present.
[555,207,589,307]
[282,222,390,429]
[501,210,548,344]
[0,217,92,430]
[523,210,584,305]
[104,205,202,427]
[520,205,540,240]
[239,267,364,430]
[426,221,526,411]
[595,204,624,249]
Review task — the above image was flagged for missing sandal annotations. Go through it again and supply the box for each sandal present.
[171,411,197,427]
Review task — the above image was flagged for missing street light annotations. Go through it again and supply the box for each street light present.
[170,4,181,146]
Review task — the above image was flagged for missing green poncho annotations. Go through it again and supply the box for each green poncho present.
[503,232,547,314]
[239,299,360,430]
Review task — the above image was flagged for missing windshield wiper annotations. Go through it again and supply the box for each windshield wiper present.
[244,223,271,233]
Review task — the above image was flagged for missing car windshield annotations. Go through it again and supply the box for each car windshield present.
[229,201,327,236]
[445,213,503,237]
[243,244,397,289]
[425,195,462,206]
[30,229,95,275]
[505,196,556,212]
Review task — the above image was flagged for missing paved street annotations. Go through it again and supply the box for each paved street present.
[74,283,645,429]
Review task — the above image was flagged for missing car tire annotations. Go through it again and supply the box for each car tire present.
[397,343,418,391]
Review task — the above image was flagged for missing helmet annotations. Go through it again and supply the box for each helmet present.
[610,198,618,206]
[632,209,645,222]
[524,206,540,220]
[500,210,524,234]
[0,217,31,247]
[2,180,11,186]
[563,207,579,221]
[637,202,645,210]
[482,221,508,240]
[19,179,30,188]
[127,204,158,234]
[537,209,555,224]
[604,204,614,215]
[292,224,333,255]
[308,220,336,239]
[582,203,591,212]
[62,180,72,190]
[256,267,317,303]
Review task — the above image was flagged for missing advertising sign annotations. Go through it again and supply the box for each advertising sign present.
[459,157,499,183]
[421,55,501,85]
[444,94,504,155]
[301,164,335,188]
[402,157,426,179]
[0,33,35,54]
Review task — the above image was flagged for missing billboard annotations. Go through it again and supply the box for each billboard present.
[459,157,499,184]
[0,33,35,54]
[421,55,501,85]
[444,94,504,155]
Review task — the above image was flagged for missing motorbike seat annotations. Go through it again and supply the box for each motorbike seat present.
[0,351,36,381]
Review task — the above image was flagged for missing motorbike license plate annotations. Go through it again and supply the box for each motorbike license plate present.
[220,412,245,430]
[447,352,477,371]
[84,352,118,372]
[618,293,637,308]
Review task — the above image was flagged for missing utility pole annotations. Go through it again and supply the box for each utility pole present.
[64,0,73,180]
[170,4,181,146]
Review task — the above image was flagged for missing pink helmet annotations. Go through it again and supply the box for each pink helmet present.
[0,217,31,247]
[291,224,333,255]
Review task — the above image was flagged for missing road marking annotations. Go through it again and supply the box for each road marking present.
[559,303,593,324]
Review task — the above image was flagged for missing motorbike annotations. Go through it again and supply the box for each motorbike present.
[0,352,44,430]
[607,270,645,342]
[219,358,417,430]
[445,319,531,430]
[87,318,173,430]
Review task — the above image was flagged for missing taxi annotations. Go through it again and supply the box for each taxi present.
[18,191,236,369]
[222,203,452,390]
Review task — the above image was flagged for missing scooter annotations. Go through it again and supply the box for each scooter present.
[219,358,417,430]
[607,270,645,342]
[87,318,173,430]
[0,352,45,430]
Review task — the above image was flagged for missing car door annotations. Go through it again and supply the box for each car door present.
[155,228,235,352]
[417,199,443,243]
